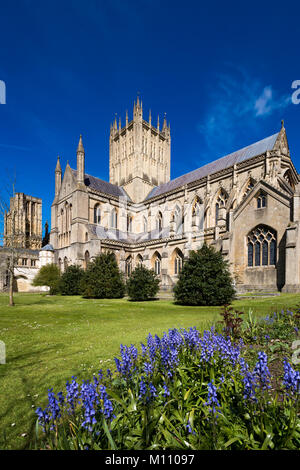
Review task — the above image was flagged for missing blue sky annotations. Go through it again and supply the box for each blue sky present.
[0,0,300,234]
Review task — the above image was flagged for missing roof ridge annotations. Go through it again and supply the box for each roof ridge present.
[146,131,279,200]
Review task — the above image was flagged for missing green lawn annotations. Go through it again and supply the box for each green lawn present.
[0,292,300,450]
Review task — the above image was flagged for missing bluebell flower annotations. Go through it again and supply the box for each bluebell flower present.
[282,359,300,397]
[253,351,271,391]
[204,380,220,417]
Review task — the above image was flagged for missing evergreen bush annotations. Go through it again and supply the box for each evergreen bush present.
[126,265,160,301]
[59,265,85,295]
[80,252,125,299]
[174,244,235,306]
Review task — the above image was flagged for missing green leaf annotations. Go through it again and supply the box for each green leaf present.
[103,418,117,450]
[224,437,241,448]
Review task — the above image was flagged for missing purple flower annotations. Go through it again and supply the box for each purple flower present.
[204,380,220,417]
[282,360,300,397]
[253,352,271,391]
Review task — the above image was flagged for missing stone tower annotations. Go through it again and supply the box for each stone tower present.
[4,193,42,249]
[109,97,171,202]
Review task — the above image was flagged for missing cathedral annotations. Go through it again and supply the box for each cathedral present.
[49,97,300,293]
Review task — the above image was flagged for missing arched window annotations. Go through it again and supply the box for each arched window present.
[64,257,68,271]
[152,252,161,275]
[215,189,228,223]
[58,258,62,272]
[85,232,88,242]
[94,204,101,224]
[257,191,267,208]
[136,254,143,266]
[125,256,132,277]
[156,212,163,232]
[173,249,184,275]
[69,204,72,229]
[247,226,276,267]
[127,214,133,232]
[111,208,118,229]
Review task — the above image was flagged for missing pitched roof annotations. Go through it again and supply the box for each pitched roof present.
[146,132,279,200]
[71,169,131,200]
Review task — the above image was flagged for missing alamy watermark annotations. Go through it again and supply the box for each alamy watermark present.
[0,341,5,364]
[0,80,6,104]
[292,80,300,105]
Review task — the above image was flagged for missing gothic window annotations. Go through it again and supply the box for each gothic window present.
[136,254,143,266]
[127,215,133,232]
[111,208,118,229]
[94,204,101,224]
[257,192,267,208]
[247,226,276,267]
[215,190,228,223]
[125,256,132,277]
[174,250,184,275]
[64,257,68,271]
[155,256,161,275]
[156,212,163,233]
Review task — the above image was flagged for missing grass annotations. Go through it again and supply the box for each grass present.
[0,292,300,450]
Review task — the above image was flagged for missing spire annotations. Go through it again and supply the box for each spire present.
[77,134,85,186]
[119,117,122,132]
[162,113,167,130]
[126,110,128,126]
[55,156,62,196]
[281,119,285,129]
[55,155,62,173]
[77,134,85,154]
[149,109,152,126]
[157,114,160,132]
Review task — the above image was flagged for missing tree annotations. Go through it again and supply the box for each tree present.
[173,244,235,306]
[126,265,160,301]
[32,264,61,295]
[80,252,125,299]
[59,265,84,295]
[0,176,20,306]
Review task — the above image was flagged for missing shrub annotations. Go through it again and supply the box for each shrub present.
[80,252,125,299]
[32,264,61,295]
[59,265,85,296]
[126,265,160,301]
[174,244,235,306]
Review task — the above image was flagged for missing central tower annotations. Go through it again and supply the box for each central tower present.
[109,97,171,202]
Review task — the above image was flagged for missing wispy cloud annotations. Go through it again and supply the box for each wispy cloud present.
[197,67,291,158]
[254,85,291,116]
